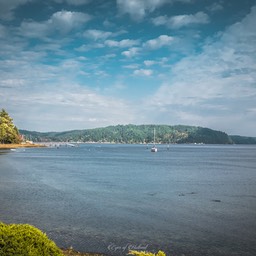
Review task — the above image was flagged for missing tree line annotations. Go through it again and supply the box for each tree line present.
[20,124,235,144]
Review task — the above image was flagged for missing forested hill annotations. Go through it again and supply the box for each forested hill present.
[19,124,250,144]
[229,135,256,144]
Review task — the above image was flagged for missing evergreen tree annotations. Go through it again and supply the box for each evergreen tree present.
[0,109,21,144]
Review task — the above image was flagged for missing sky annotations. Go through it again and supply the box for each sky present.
[0,0,256,136]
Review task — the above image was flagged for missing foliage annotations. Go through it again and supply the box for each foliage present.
[177,127,233,144]
[20,124,235,144]
[0,109,21,144]
[0,222,63,256]
[229,135,256,144]
[128,250,166,256]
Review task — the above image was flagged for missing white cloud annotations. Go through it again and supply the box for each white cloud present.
[1,78,25,88]
[105,39,140,48]
[117,0,169,20]
[207,2,223,12]
[143,35,174,49]
[103,19,115,28]
[144,58,169,67]
[152,12,209,29]
[5,84,136,131]
[144,60,156,66]
[53,0,91,5]
[122,47,140,58]
[83,29,113,40]
[83,29,128,41]
[151,15,168,26]
[0,54,136,131]
[1,0,255,136]
[145,6,256,135]
[133,69,153,76]
[51,10,91,32]
[123,64,140,69]
[19,21,46,38]
[20,10,91,38]
[75,43,104,52]
[116,0,194,20]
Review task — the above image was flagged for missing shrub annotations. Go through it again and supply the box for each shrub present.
[128,250,166,256]
[0,222,63,256]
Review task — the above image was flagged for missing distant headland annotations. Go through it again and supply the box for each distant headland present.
[20,124,256,145]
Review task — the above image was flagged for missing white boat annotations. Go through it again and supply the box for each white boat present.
[151,128,158,152]
[151,145,157,152]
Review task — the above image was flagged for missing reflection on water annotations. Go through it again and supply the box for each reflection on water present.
[0,149,9,155]
[0,144,256,256]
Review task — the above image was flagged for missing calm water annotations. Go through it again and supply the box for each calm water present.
[0,144,256,256]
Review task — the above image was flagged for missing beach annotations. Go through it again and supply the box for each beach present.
[0,143,45,149]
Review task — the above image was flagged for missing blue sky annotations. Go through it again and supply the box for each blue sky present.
[0,0,256,135]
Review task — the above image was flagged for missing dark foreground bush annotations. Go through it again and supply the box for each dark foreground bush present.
[0,222,63,256]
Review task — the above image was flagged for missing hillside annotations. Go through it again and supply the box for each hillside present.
[20,124,238,144]
[229,135,256,144]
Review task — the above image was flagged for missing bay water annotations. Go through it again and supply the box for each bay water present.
[0,144,256,255]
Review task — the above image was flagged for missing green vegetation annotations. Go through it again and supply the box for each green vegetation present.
[229,135,256,144]
[0,222,63,256]
[0,109,21,144]
[129,250,166,256]
[20,124,236,144]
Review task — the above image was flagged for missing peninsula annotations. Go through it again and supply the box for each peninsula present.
[20,124,256,144]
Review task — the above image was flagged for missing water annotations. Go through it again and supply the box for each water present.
[0,144,256,256]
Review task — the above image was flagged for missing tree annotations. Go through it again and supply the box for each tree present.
[0,109,21,144]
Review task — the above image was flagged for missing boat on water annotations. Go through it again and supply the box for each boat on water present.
[151,128,158,152]
[151,145,157,152]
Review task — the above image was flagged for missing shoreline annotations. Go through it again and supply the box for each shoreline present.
[0,143,46,149]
